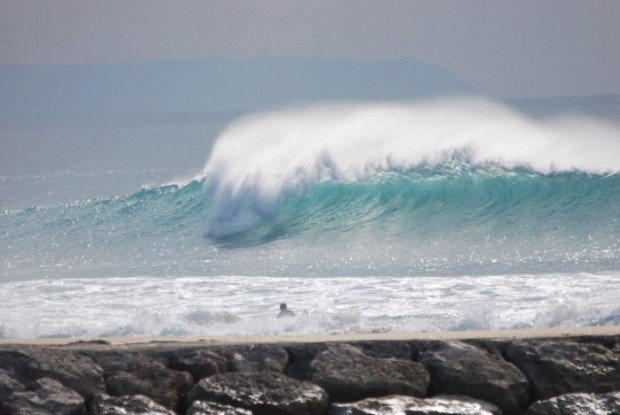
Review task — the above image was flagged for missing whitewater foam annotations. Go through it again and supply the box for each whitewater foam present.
[199,99,620,236]
[0,273,618,339]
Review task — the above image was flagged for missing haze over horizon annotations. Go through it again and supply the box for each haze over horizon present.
[1,0,619,98]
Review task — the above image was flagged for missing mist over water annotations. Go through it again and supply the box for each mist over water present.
[1,98,619,338]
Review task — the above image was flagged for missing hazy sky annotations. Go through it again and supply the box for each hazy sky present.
[1,0,618,97]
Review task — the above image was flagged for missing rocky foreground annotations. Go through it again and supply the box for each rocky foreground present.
[0,332,619,415]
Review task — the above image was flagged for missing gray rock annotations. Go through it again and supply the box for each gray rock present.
[0,368,25,401]
[188,400,253,415]
[85,350,142,374]
[91,393,175,415]
[2,377,84,415]
[356,341,414,360]
[226,345,289,374]
[105,357,193,409]
[525,391,620,415]
[283,343,327,380]
[187,372,328,415]
[505,341,620,400]
[329,394,501,415]
[419,341,528,414]
[0,348,104,399]
[170,349,229,380]
[309,343,429,402]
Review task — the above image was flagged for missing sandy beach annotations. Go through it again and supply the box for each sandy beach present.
[2,324,618,347]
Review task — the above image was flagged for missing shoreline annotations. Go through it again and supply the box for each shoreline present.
[1,324,619,347]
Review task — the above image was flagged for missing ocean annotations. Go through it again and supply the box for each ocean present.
[1,98,619,339]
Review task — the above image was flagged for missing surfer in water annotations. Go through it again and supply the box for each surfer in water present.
[277,303,295,318]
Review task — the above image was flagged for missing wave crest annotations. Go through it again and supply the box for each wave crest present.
[199,99,620,236]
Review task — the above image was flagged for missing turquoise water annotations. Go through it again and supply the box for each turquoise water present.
[3,168,618,280]
[1,99,619,338]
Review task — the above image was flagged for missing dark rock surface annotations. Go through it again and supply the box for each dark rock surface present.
[309,343,429,402]
[525,391,620,415]
[91,393,175,415]
[0,348,105,399]
[420,341,529,414]
[187,372,328,415]
[170,349,229,381]
[105,357,193,409]
[2,377,85,415]
[283,343,327,380]
[225,344,289,374]
[355,341,414,360]
[86,350,142,374]
[187,400,253,415]
[0,368,25,401]
[1,333,619,415]
[505,341,620,399]
[329,394,501,415]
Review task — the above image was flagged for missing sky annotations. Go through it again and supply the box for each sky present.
[0,0,618,97]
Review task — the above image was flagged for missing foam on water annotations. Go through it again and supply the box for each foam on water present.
[0,273,618,339]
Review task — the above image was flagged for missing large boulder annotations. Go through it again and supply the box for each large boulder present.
[170,349,229,381]
[419,341,529,414]
[187,372,328,415]
[2,377,85,415]
[225,345,289,374]
[91,393,175,415]
[309,343,429,402]
[0,348,105,399]
[0,369,25,401]
[105,357,193,409]
[329,394,501,415]
[188,400,253,415]
[505,341,620,400]
[525,391,620,415]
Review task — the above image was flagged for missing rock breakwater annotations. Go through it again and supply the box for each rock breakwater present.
[0,333,619,415]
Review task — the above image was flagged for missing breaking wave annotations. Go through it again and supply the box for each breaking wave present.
[2,99,620,278]
[198,99,620,236]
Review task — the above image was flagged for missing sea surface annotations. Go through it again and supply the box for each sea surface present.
[1,98,619,339]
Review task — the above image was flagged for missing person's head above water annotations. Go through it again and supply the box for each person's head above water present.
[277,303,295,317]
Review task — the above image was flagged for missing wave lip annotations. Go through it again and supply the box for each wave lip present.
[199,99,620,236]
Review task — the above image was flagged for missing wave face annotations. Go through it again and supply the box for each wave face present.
[199,99,620,236]
[2,99,620,280]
